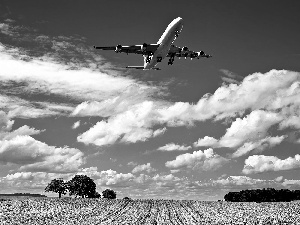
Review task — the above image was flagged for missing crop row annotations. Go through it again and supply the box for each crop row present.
[1,198,300,224]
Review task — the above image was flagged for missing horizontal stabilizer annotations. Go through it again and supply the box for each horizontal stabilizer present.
[126,66,145,69]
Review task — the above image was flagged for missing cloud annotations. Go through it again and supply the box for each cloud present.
[77,70,300,147]
[0,135,85,173]
[127,161,138,167]
[282,179,300,188]
[132,163,156,174]
[0,43,137,102]
[194,136,218,147]
[220,69,243,84]
[77,101,162,146]
[274,176,284,182]
[218,110,282,148]
[76,168,135,187]
[212,175,266,186]
[0,22,160,121]
[0,95,73,118]
[242,154,300,174]
[232,136,286,158]
[71,85,161,117]
[157,143,191,151]
[0,110,85,174]
[165,148,229,171]
[72,121,80,129]
[2,168,300,200]
[0,110,44,141]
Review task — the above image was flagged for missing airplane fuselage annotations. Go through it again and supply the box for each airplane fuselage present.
[143,17,183,70]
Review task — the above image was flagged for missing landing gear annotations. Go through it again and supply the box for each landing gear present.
[157,57,162,62]
[168,56,174,65]
[146,56,151,63]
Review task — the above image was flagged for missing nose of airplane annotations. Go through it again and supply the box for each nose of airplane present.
[175,17,183,29]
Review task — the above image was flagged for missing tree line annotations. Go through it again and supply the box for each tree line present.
[224,188,300,202]
[45,175,117,199]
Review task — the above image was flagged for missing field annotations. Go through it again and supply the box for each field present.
[1,198,300,224]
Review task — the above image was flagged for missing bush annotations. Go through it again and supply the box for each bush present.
[102,189,116,199]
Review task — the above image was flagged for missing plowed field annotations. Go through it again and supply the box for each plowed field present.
[1,198,300,224]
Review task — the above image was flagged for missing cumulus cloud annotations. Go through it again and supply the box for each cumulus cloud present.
[194,110,286,157]
[165,148,229,171]
[77,70,300,147]
[77,101,162,146]
[232,135,286,158]
[242,154,300,174]
[193,136,218,147]
[0,110,44,140]
[282,179,300,188]
[213,175,266,186]
[72,121,80,129]
[0,110,84,173]
[132,163,156,174]
[0,135,85,172]
[218,110,282,148]
[157,143,191,151]
[274,176,284,182]
[152,174,180,182]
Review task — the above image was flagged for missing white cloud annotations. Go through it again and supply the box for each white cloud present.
[127,161,138,167]
[193,136,218,147]
[274,176,284,182]
[72,121,80,129]
[132,163,156,174]
[1,125,42,140]
[218,110,282,148]
[0,110,44,140]
[232,135,286,158]
[242,154,300,174]
[77,101,162,146]
[213,175,266,186]
[152,174,180,182]
[282,179,300,188]
[220,69,243,84]
[165,148,229,171]
[0,135,85,173]
[77,70,300,147]
[0,44,136,102]
[157,143,191,151]
[153,127,167,137]
[74,167,135,187]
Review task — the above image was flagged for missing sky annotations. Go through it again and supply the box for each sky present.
[0,0,300,200]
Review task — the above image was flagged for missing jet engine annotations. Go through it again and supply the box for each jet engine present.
[181,46,189,54]
[197,51,205,58]
[141,43,147,53]
[115,44,122,53]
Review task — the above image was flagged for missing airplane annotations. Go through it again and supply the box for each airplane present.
[94,17,212,70]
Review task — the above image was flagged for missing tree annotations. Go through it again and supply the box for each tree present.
[67,175,96,198]
[102,189,116,199]
[45,178,67,198]
[123,197,131,200]
[88,191,101,198]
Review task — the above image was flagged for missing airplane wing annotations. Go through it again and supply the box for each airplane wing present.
[94,43,160,55]
[126,66,161,70]
[167,45,212,59]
